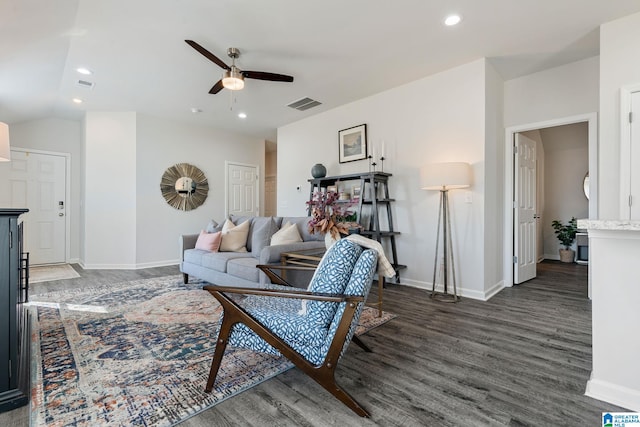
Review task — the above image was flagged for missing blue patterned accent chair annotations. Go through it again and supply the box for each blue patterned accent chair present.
[203,238,378,417]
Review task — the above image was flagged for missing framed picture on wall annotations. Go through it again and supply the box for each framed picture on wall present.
[338,124,367,163]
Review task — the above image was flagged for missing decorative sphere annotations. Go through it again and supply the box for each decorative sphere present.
[311,163,327,178]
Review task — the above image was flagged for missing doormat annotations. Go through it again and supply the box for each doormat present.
[28,275,396,426]
[29,264,80,283]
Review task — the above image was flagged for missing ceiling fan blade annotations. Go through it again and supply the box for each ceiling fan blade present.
[242,70,294,82]
[209,79,225,94]
[185,40,230,71]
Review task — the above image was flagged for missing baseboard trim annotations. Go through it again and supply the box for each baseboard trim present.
[135,259,180,269]
[483,280,505,300]
[397,279,505,301]
[78,259,179,270]
[586,376,640,412]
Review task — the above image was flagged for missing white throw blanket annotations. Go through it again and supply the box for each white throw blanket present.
[345,234,396,278]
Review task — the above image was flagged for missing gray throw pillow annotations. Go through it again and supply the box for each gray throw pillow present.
[206,219,223,233]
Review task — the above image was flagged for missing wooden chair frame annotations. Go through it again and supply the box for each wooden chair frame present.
[204,283,372,417]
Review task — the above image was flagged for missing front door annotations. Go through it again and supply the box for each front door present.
[226,162,259,217]
[0,149,67,264]
[514,133,537,284]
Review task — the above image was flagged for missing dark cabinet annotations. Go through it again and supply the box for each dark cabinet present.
[0,208,30,413]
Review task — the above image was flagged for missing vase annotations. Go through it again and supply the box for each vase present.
[311,163,327,178]
[325,232,341,249]
[559,249,575,263]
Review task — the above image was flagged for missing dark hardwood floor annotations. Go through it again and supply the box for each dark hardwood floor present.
[0,261,627,426]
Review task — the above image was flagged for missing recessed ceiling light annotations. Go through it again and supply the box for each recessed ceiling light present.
[191,107,202,113]
[72,98,83,104]
[238,112,247,119]
[76,67,93,75]
[444,14,462,26]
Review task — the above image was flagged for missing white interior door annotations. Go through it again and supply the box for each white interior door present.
[226,162,258,217]
[0,150,67,264]
[514,133,537,284]
[630,91,640,219]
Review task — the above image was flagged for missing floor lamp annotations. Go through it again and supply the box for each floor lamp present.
[0,122,10,162]
[420,162,471,302]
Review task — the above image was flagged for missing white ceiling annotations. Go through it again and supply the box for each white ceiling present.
[2,0,640,141]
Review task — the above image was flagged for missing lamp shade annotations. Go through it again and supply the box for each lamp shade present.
[420,162,471,190]
[222,67,245,90]
[0,122,10,162]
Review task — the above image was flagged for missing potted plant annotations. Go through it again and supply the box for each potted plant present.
[551,217,578,263]
[306,191,361,248]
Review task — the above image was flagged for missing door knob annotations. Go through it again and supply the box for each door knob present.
[59,213,64,217]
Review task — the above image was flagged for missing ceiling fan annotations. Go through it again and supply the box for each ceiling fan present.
[185,40,294,94]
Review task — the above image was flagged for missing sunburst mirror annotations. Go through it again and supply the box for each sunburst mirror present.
[160,163,209,211]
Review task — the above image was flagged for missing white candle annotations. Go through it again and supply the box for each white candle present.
[381,140,385,158]
[372,146,376,159]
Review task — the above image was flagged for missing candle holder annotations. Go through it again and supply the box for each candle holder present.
[368,155,377,172]
[380,156,385,172]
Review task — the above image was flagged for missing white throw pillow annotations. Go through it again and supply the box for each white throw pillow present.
[219,219,250,252]
[270,222,303,245]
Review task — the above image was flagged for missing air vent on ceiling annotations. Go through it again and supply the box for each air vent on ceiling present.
[77,79,95,89]
[287,97,322,111]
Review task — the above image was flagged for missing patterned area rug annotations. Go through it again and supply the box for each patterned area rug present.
[28,275,396,426]
[29,264,80,283]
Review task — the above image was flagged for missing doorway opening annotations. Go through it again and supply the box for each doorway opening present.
[503,113,597,288]
[264,140,277,217]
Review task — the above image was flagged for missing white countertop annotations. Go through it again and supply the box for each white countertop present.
[577,219,640,231]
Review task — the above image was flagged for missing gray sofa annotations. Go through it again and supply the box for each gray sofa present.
[179,215,325,288]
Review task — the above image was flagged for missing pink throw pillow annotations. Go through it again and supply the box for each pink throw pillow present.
[195,230,222,252]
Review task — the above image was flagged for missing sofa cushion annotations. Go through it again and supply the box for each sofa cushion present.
[271,221,303,245]
[227,257,261,282]
[281,216,323,242]
[201,251,253,273]
[220,219,250,252]
[250,217,278,257]
[183,248,210,265]
[195,230,222,252]
[205,219,223,233]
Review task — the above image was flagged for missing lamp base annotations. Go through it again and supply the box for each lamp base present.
[430,292,460,303]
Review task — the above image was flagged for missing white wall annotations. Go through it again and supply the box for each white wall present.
[539,123,589,259]
[278,59,496,299]
[586,10,640,411]
[81,112,264,268]
[599,11,640,219]
[483,60,505,295]
[8,117,82,262]
[587,228,640,411]
[135,114,264,267]
[504,56,599,129]
[83,112,137,268]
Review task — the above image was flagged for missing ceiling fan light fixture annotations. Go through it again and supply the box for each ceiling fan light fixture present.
[222,67,244,90]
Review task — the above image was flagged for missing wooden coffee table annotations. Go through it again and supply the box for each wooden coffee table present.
[279,247,385,317]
